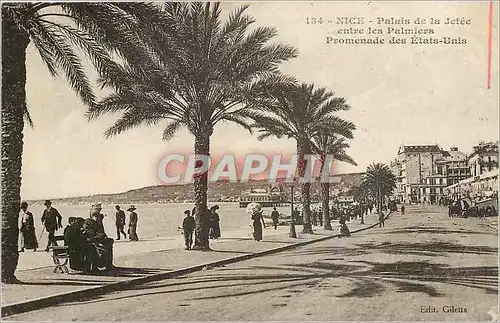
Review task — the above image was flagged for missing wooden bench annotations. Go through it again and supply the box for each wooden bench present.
[50,235,69,273]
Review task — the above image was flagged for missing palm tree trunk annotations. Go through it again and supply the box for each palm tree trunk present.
[191,134,211,251]
[360,201,365,224]
[297,139,313,234]
[321,182,332,230]
[1,13,30,283]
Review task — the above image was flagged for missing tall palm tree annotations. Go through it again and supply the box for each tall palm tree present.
[87,2,298,251]
[311,135,356,230]
[362,163,397,215]
[1,2,168,283]
[251,83,353,234]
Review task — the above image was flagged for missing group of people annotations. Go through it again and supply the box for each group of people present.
[63,213,114,273]
[18,200,140,255]
[181,205,221,250]
[18,200,63,252]
[114,205,139,241]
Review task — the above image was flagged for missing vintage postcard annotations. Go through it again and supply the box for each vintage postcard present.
[1,1,498,321]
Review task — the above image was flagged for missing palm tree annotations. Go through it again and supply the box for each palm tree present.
[311,135,356,230]
[87,2,298,251]
[251,83,353,234]
[362,163,397,216]
[1,2,168,283]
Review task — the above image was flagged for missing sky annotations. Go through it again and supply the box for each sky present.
[20,1,498,200]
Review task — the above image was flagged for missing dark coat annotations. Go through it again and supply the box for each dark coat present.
[183,216,195,232]
[20,211,35,232]
[41,208,62,231]
[115,210,126,226]
[129,212,138,226]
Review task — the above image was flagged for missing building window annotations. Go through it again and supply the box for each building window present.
[437,166,442,175]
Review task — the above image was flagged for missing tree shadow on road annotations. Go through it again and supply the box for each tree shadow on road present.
[362,226,496,236]
[87,266,163,278]
[50,236,498,307]
[355,241,497,256]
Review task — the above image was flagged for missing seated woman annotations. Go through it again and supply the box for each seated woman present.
[338,216,351,237]
[82,218,114,273]
[64,217,88,271]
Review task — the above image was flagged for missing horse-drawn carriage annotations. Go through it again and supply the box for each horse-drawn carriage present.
[448,197,498,218]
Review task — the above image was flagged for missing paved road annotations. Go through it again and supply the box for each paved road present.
[6,206,498,321]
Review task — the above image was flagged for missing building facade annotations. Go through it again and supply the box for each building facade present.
[392,145,473,204]
[468,141,499,178]
[395,145,446,204]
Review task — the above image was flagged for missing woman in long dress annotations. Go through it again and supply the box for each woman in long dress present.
[127,205,139,241]
[252,210,266,241]
[209,205,221,239]
[19,202,38,252]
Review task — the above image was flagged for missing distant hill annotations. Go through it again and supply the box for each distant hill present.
[28,173,364,205]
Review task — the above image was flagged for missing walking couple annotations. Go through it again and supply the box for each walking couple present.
[115,205,139,241]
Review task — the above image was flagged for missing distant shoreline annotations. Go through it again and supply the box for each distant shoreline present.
[24,173,364,206]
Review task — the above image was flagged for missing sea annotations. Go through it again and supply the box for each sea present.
[26,203,294,240]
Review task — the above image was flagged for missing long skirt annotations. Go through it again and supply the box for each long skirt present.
[253,221,263,241]
[87,239,114,272]
[129,225,139,241]
[21,226,38,250]
[209,222,221,239]
[340,224,351,237]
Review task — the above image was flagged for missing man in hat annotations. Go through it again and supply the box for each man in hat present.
[41,200,62,252]
[182,210,195,250]
[115,205,127,240]
[127,205,139,241]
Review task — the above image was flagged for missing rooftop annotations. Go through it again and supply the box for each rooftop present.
[398,144,443,154]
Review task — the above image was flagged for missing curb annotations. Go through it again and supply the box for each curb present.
[1,211,390,317]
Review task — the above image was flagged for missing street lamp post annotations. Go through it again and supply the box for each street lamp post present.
[289,181,297,238]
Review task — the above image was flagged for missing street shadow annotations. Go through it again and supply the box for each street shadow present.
[337,278,384,298]
[79,267,163,278]
[294,246,371,258]
[57,255,497,307]
[362,225,496,236]
[355,241,497,256]
[17,280,107,287]
[210,250,250,255]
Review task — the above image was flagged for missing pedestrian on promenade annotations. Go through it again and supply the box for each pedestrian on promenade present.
[90,203,106,235]
[379,212,385,228]
[63,217,76,238]
[401,204,405,215]
[82,217,114,272]
[115,205,127,240]
[41,200,62,252]
[127,205,139,241]
[292,209,300,224]
[271,207,280,230]
[64,217,87,271]
[182,210,195,250]
[252,210,266,241]
[338,215,351,237]
[209,205,221,239]
[19,202,38,252]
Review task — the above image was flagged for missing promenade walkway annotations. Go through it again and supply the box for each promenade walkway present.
[2,212,380,315]
[4,205,497,321]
